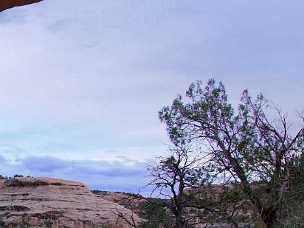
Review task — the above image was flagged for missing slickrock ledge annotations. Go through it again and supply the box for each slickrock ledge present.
[0,176,140,228]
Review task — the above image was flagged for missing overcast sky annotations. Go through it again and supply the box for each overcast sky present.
[0,0,303,193]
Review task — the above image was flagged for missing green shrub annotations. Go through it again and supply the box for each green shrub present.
[140,199,173,228]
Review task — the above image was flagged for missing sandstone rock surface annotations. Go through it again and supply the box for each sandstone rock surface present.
[0,176,140,227]
[94,191,147,215]
[0,0,42,12]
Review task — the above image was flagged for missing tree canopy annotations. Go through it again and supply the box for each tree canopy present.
[158,79,304,227]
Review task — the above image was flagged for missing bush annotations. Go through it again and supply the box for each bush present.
[140,199,173,228]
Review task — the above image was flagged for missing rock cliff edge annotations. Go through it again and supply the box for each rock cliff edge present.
[0,176,140,228]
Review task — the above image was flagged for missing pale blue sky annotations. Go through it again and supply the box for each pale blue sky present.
[0,0,303,193]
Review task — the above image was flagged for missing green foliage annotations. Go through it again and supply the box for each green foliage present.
[277,154,304,227]
[140,199,173,228]
[159,78,304,227]
[15,215,31,228]
[159,79,271,183]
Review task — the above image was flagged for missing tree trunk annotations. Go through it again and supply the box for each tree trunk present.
[261,207,277,228]
[175,213,185,228]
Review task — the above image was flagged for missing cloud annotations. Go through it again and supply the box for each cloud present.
[0,155,150,193]
[21,156,146,177]
[0,0,304,193]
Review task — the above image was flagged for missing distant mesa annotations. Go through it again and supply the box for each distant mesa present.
[0,0,42,12]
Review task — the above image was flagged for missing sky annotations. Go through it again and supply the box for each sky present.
[0,0,304,193]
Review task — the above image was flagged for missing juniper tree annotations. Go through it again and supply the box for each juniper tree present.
[159,79,304,227]
[149,144,211,228]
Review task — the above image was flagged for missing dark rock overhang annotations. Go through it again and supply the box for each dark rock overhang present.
[0,0,42,12]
